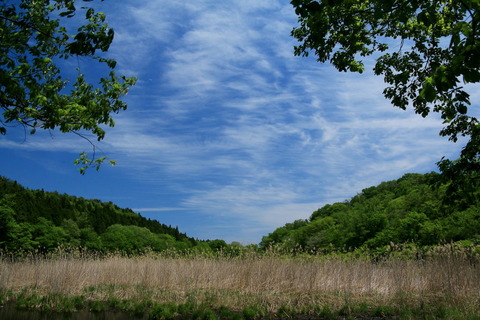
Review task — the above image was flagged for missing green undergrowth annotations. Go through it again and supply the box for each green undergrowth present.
[1,289,479,319]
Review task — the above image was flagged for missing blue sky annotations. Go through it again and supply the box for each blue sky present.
[0,0,468,244]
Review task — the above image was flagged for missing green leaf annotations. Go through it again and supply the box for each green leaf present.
[463,70,480,83]
[59,10,75,18]
[420,79,436,102]
[457,104,468,115]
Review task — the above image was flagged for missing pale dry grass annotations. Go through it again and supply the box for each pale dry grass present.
[1,251,479,312]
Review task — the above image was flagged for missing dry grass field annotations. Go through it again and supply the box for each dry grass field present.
[1,246,480,318]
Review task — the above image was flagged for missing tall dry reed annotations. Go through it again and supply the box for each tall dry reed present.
[1,248,479,312]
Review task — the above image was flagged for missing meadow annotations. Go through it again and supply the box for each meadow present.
[1,245,479,319]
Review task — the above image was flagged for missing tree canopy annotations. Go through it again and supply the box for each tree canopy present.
[0,176,197,253]
[260,172,480,252]
[291,0,480,194]
[0,0,137,172]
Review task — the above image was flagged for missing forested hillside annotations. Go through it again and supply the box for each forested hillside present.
[0,176,197,253]
[3,172,479,255]
[260,172,480,252]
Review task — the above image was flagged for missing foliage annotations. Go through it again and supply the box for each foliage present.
[101,224,182,253]
[0,176,197,253]
[206,239,228,251]
[0,196,19,249]
[291,0,480,195]
[0,0,137,172]
[260,172,480,252]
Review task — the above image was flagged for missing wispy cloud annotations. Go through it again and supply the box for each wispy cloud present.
[104,0,462,238]
[132,207,188,212]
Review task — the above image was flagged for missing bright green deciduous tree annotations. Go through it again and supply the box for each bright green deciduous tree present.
[291,0,480,194]
[101,224,173,253]
[79,227,102,250]
[0,0,137,173]
[32,217,69,251]
[0,196,18,247]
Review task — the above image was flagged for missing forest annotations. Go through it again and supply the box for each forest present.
[260,172,480,253]
[0,176,210,253]
[2,172,480,256]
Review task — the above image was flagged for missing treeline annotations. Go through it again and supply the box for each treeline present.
[3,172,479,256]
[0,176,210,253]
[260,172,480,252]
